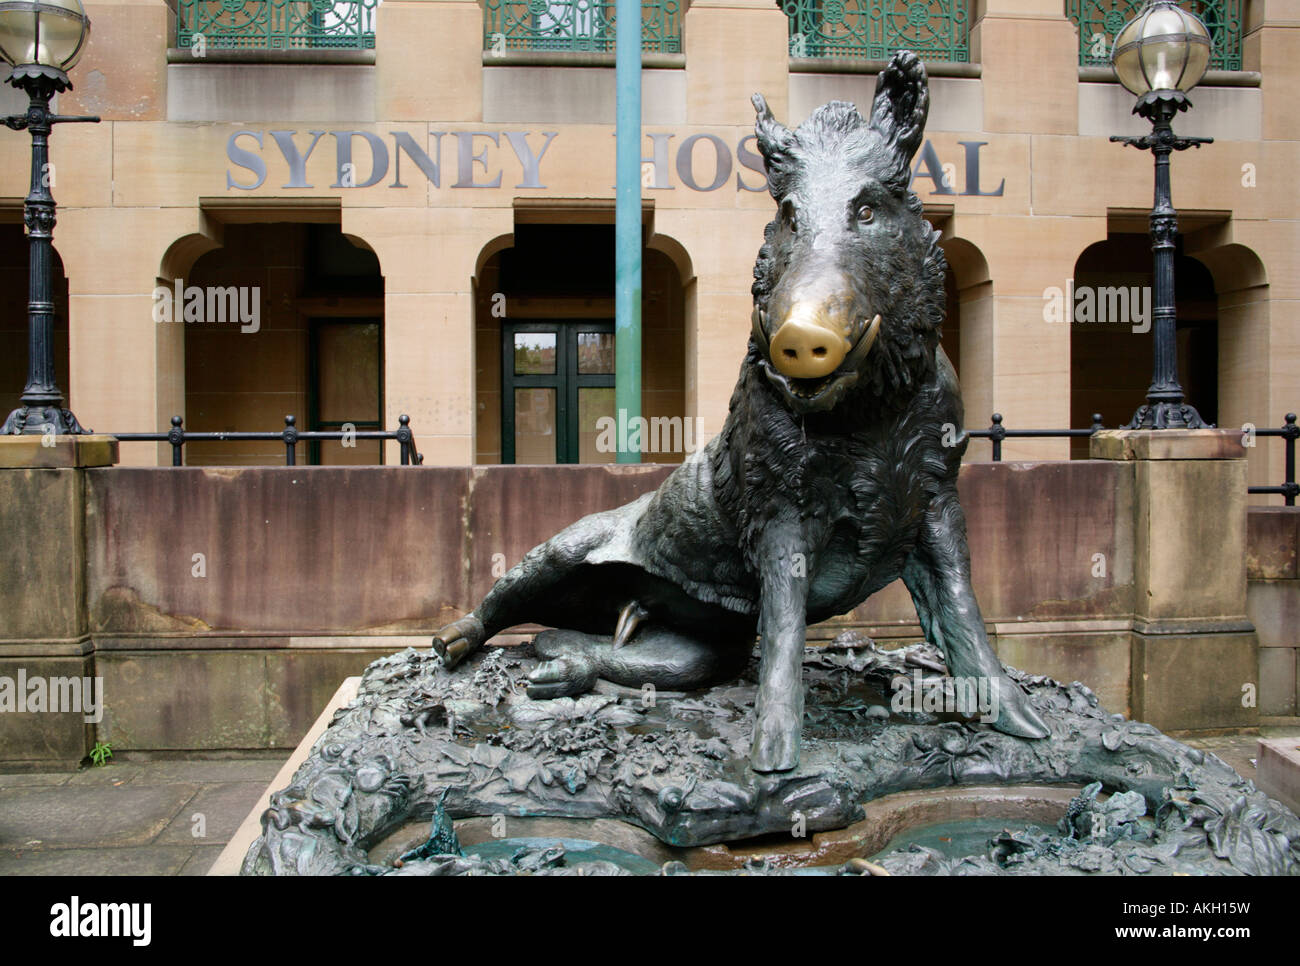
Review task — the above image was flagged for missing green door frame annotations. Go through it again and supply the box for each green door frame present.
[502,320,615,464]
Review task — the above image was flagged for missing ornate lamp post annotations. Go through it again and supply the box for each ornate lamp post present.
[1110,0,1213,430]
[0,0,98,436]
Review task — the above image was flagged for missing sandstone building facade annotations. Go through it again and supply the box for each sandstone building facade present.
[0,0,1292,486]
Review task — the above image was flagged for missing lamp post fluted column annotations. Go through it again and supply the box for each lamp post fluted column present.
[1108,0,1215,430]
[1111,90,1212,430]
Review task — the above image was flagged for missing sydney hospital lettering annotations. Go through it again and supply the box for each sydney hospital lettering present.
[225,130,1005,196]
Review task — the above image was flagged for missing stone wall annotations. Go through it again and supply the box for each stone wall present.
[1247,507,1300,717]
[0,440,1271,764]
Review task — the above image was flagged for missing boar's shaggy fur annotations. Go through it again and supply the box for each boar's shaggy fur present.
[433,51,1049,772]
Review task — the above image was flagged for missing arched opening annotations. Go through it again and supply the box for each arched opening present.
[941,267,960,378]
[178,222,385,465]
[938,233,994,458]
[1069,234,1218,458]
[0,223,69,420]
[474,220,687,464]
[1183,236,1272,496]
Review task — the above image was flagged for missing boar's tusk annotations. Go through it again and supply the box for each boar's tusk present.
[751,305,771,356]
[838,314,882,373]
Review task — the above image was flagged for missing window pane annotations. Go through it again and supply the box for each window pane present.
[577,330,615,374]
[578,386,616,464]
[514,387,557,464]
[514,332,557,375]
[317,322,380,423]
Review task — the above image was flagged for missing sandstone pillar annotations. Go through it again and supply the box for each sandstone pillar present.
[1091,429,1259,731]
[0,435,117,766]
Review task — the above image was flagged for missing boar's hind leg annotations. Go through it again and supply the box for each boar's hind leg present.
[526,626,750,699]
[433,515,616,669]
[901,491,1050,740]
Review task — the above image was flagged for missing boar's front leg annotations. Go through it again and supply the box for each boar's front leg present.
[750,523,810,773]
[902,488,1049,739]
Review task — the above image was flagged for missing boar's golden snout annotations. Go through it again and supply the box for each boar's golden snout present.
[769,307,850,379]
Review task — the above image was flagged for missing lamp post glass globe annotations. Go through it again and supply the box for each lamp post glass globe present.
[1111,0,1212,98]
[0,0,90,82]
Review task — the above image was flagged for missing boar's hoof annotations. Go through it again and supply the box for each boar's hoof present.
[750,710,801,773]
[526,654,600,700]
[989,679,1051,740]
[432,615,486,670]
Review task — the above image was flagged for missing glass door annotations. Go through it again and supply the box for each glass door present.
[502,321,615,464]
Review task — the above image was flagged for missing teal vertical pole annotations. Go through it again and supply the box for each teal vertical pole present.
[614,0,642,463]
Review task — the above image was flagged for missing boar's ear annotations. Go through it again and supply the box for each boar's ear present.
[868,50,930,185]
[752,93,797,198]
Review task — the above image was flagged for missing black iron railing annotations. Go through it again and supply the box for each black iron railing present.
[970,412,1105,462]
[103,412,1300,503]
[968,412,1300,506]
[1246,414,1299,506]
[112,414,424,466]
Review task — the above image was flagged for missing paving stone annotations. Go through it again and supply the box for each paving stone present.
[0,772,71,787]
[128,758,286,785]
[1182,734,1262,781]
[0,845,194,876]
[0,782,198,848]
[178,845,226,876]
[155,782,267,845]
[64,762,143,786]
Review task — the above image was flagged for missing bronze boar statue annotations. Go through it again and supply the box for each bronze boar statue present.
[434,50,1049,773]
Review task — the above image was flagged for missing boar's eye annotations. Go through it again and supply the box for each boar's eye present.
[856,204,874,225]
[781,200,798,234]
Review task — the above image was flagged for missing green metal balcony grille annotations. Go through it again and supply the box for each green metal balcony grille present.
[1067,0,1242,71]
[177,0,378,52]
[782,0,970,62]
[482,0,682,54]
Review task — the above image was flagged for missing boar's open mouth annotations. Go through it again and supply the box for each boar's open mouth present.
[752,311,882,413]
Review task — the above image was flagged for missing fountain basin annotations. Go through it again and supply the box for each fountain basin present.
[237,640,1300,876]
[368,785,1080,873]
